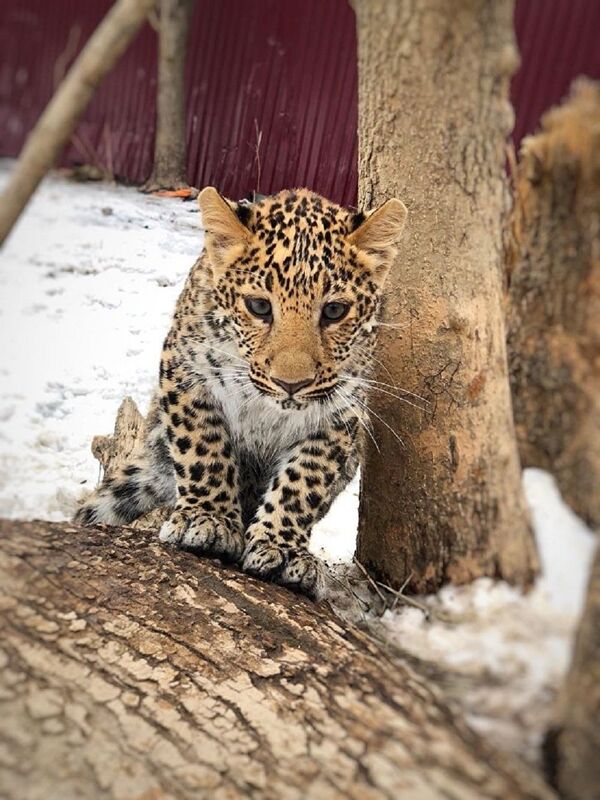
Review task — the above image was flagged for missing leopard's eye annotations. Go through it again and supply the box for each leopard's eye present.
[321,301,350,325]
[244,297,272,321]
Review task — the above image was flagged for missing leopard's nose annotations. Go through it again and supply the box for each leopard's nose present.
[272,377,314,396]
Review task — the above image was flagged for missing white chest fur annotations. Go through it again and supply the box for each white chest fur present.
[211,377,326,461]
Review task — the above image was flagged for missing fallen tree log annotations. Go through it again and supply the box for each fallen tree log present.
[0,519,554,799]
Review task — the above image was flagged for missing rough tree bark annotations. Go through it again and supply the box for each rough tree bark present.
[352,0,538,592]
[0,0,157,247]
[544,544,600,799]
[0,518,555,800]
[142,0,195,192]
[507,79,600,529]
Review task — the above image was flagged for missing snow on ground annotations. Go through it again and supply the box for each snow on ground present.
[0,161,596,765]
[0,162,199,518]
[382,468,596,763]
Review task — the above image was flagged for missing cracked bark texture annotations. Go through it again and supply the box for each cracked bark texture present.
[142,0,195,192]
[0,519,555,800]
[353,0,538,591]
[544,544,600,799]
[507,79,600,529]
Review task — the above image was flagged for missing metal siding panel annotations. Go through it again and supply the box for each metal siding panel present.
[511,0,600,145]
[1,1,599,206]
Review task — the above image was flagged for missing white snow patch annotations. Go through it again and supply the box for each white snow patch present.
[524,467,596,617]
[0,160,596,765]
[0,161,200,519]
[311,469,360,564]
[378,470,596,763]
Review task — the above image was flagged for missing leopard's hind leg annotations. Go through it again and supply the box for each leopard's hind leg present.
[74,401,176,526]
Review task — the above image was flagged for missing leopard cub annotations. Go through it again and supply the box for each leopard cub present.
[75,187,407,598]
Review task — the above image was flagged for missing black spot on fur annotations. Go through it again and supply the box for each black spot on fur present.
[176,436,192,454]
[307,491,321,509]
[349,211,366,232]
[281,486,298,502]
[189,463,205,482]
[235,203,252,227]
[123,465,141,476]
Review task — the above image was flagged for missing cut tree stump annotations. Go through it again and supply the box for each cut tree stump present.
[507,78,600,529]
[91,396,146,476]
[0,518,555,800]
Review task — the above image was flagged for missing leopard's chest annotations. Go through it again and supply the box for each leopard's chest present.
[210,377,323,463]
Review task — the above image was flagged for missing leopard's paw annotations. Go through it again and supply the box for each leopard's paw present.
[159,510,243,562]
[242,536,327,600]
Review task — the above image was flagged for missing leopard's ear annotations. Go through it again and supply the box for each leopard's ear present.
[348,198,407,283]
[198,187,252,268]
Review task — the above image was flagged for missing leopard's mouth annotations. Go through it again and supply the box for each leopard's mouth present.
[248,378,306,409]
[279,397,305,411]
[302,385,337,401]
[274,387,336,412]
[249,373,339,410]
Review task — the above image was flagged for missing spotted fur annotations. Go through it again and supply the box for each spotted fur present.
[75,187,407,599]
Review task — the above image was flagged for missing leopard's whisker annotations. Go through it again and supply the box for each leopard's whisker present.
[348,342,397,387]
[331,397,353,440]
[195,341,250,367]
[342,373,430,406]
[346,391,406,449]
[373,320,413,330]
[334,388,380,455]
[342,377,428,413]
[209,368,249,379]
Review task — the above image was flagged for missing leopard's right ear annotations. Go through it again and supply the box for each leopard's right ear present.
[348,198,407,285]
[198,187,252,268]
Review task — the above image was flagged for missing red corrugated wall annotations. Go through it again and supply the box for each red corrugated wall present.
[1,0,599,206]
[512,0,600,144]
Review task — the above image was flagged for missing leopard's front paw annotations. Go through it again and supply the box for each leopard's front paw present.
[242,535,327,600]
[159,510,244,562]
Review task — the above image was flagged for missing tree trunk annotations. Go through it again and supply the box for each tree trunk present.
[352,0,538,592]
[0,0,157,248]
[544,545,600,799]
[142,0,195,192]
[506,79,600,529]
[0,518,555,800]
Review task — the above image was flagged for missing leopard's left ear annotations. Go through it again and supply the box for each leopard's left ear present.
[348,198,407,283]
[198,187,252,269]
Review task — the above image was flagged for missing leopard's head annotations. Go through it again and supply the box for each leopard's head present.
[199,187,407,410]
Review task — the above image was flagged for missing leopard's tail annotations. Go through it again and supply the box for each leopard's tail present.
[74,401,176,526]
